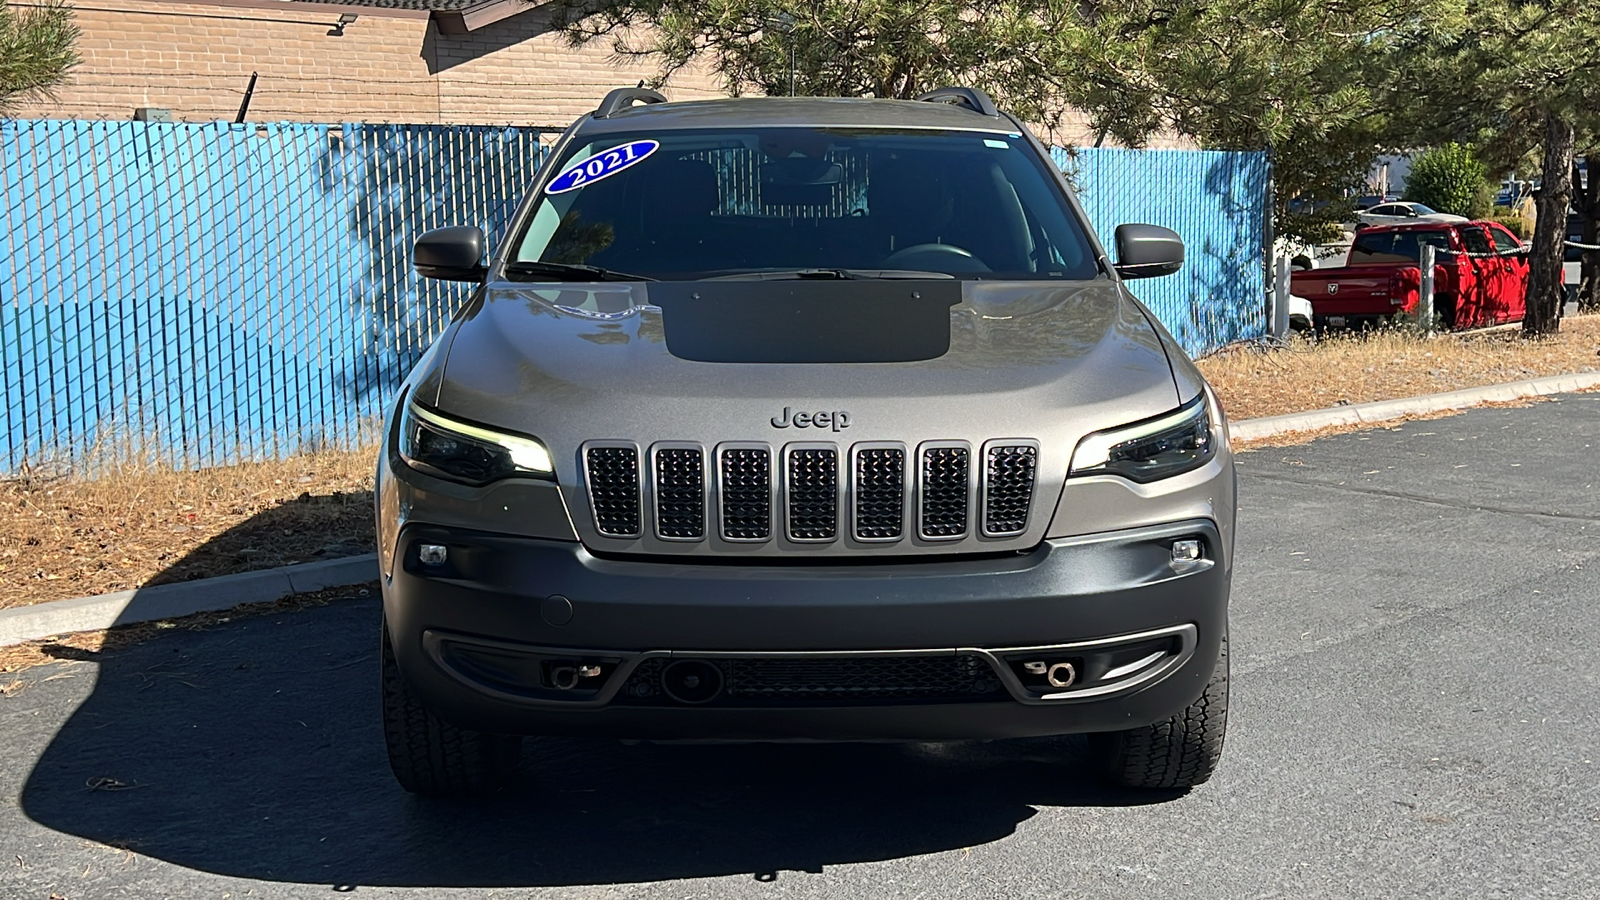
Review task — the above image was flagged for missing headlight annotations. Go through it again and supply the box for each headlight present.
[398,400,554,484]
[1069,394,1215,483]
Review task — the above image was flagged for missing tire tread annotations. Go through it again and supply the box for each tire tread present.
[381,624,520,796]
[1091,636,1228,790]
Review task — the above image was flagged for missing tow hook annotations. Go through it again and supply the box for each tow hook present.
[1022,659,1079,689]
[548,662,604,691]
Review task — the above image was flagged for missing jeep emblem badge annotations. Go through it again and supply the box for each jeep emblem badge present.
[771,406,851,432]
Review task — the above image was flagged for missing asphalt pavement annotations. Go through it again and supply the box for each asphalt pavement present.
[3,394,1599,899]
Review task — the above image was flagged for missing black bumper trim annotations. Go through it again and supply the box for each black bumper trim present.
[423,623,1196,709]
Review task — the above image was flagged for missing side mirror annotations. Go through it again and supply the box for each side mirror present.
[414,226,487,282]
[1113,224,1184,280]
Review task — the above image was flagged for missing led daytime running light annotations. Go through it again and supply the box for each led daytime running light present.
[407,401,553,474]
[1070,396,1208,473]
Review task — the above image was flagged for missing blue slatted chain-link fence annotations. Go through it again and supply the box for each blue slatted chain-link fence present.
[0,119,1266,472]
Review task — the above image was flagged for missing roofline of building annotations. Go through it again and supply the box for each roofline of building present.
[434,0,553,33]
[130,0,553,30]
[132,0,430,21]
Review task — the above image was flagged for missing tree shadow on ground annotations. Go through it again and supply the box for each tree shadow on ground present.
[16,528,1183,890]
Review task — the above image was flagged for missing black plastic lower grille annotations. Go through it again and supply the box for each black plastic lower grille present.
[983,444,1037,536]
[718,447,771,540]
[854,447,905,540]
[920,446,970,538]
[654,447,705,539]
[786,447,838,540]
[618,654,1004,706]
[585,446,640,537]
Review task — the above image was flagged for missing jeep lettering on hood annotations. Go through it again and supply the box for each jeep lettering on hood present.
[771,407,851,431]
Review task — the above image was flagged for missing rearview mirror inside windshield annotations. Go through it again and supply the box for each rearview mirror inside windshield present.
[761,158,844,186]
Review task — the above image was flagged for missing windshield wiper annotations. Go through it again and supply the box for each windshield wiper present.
[503,261,657,282]
[699,268,955,281]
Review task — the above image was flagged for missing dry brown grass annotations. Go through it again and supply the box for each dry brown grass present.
[1197,314,1600,420]
[0,447,375,610]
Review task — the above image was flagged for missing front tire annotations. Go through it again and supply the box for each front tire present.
[1089,636,1228,790]
[381,619,522,796]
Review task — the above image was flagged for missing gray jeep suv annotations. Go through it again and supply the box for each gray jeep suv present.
[378,87,1235,796]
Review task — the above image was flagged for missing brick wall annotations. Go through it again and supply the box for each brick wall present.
[9,0,1185,145]
[10,0,725,126]
[429,7,726,126]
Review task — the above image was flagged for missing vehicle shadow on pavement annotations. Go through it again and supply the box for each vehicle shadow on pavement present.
[16,525,1178,889]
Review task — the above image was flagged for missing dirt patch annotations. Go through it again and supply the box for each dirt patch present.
[0,451,374,611]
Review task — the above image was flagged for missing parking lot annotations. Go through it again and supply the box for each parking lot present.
[3,394,1598,899]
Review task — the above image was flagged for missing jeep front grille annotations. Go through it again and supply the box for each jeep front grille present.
[584,445,641,537]
[652,446,705,540]
[582,438,1038,546]
[852,445,905,541]
[717,446,772,541]
[785,446,839,541]
[918,444,970,539]
[982,443,1038,537]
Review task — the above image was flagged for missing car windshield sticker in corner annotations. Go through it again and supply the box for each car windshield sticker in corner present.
[544,140,660,195]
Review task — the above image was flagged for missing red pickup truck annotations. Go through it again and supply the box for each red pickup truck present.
[1291,221,1528,330]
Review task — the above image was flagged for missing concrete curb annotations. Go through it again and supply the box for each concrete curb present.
[1229,371,1600,443]
[3,371,1599,648]
[0,554,377,647]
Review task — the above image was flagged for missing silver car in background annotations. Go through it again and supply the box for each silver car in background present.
[1356,201,1470,229]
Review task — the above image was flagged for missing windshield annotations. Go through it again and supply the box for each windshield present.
[1349,228,1453,264]
[509,127,1099,281]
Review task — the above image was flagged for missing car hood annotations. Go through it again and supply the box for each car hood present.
[420,278,1190,556]
[428,278,1182,456]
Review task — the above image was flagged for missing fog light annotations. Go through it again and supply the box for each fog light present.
[418,543,448,566]
[1171,539,1202,563]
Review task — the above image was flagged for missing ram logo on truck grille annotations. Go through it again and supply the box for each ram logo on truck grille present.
[1327,283,1339,294]
[581,438,1039,546]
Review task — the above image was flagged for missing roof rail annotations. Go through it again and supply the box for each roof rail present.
[914,87,1000,117]
[594,87,668,119]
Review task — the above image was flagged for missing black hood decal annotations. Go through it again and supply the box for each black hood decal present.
[650,280,962,364]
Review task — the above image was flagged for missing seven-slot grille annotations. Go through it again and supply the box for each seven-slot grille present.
[583,440,1036,544]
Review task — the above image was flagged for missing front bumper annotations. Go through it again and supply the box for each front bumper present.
[383,519,1228,741]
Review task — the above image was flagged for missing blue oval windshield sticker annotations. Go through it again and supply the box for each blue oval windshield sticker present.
[544,140,660,195]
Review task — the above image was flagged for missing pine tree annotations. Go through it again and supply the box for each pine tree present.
[0,0,80,115]
[552,1,1438,243]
